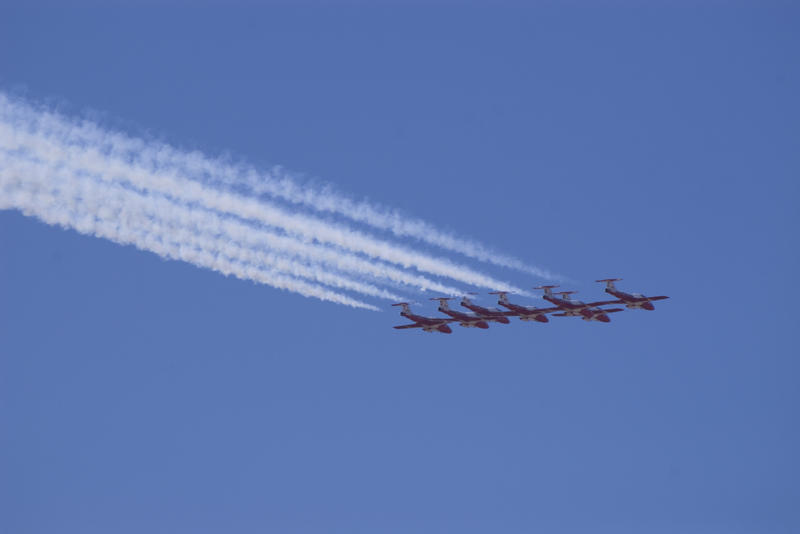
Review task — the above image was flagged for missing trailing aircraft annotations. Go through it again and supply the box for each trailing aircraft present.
[595,279,669,310]
[392,302,455,334]
[487,291,556,323]
[534,285,624,323]
[458,292,515,323]
[429,297,508,328]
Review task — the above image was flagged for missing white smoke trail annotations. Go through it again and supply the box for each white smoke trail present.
[0,95,554,278]
[0,154,380,310]
[0,94,532,293]
[229,168,559,279]
[2,127,466,296]
[1,150,409,302]
[0,93,558,313]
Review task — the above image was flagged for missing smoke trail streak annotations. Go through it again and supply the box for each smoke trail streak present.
[136,198,465,296]
[0,94,530,293]
[0,155,379,310]
[1,151,405,302]
[0,95,554,277]
[3,137,465,297]
[230,169,559,279]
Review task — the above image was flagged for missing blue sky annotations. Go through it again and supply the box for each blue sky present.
[1,4,798,533]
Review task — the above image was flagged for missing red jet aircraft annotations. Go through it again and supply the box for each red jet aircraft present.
[458,293,515,323]
[430,297,509,328]
[595,279,669,310]
[534,285,624,323]
[392,302,455,334]
[487,291,557,323]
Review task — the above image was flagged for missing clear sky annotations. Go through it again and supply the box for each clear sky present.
[1,3,798,533]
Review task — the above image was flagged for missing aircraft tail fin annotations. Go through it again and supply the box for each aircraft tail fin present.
[595,278,622,290]
[429,297,453,310]
[488,291,510,305]
[461,292,479,306]
[391,302,412,314]
[534,285,559,297]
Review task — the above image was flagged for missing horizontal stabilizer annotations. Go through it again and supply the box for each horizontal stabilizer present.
[393,324,421,329]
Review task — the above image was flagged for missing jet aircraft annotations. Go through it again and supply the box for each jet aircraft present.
[429,297,509,328]
[595,279,669,310]
[487,291,556,323]
[392,302,455,334]
[534,285,624,323]
[458,293,516,323]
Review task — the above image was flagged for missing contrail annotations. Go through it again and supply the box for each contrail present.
[0,92,548,309]
[1,94,534,292]
[0,156,379,310]
[223,167,559,279]
[0,151,406,303]
[2,127,466,297]
[1,95,554,278]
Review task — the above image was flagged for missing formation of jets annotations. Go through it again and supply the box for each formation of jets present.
[393,279,668,334]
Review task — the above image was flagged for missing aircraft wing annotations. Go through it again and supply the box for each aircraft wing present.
[415,317,458,326]
[504,305,562,316]
[588,296,669,307]
[537,306,563,314]
[394,321,455,329]
[552,307,624,317]
[586,299,624,307]
[394,319,456,333]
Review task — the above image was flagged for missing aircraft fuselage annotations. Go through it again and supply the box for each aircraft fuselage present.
[402,311,451,328]
[458,303,512,324]
[543,296,612,322]
[438,308,491,329]
[605,289,656,310]
[499,302,550,322]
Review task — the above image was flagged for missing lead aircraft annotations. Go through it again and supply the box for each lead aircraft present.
[487,291,557,323]
[534,285,624,323]
[392,302,455,334]
[430,297,509,328]
[595,279,669,310]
